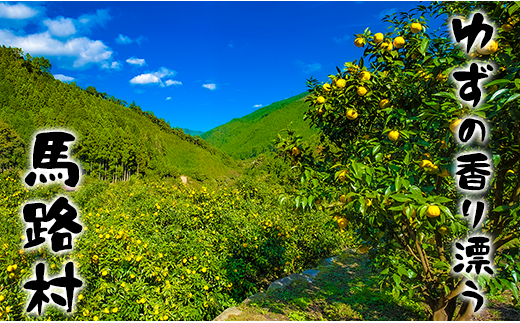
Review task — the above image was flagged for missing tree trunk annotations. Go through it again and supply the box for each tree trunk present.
[455,300,474,321]
[431,293,478,322]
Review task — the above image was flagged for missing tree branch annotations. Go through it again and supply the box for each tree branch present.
[434,230,447,263]
[408,225,430,277]
[447,277,466,300]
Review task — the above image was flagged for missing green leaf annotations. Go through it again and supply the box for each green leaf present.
[485,78,511,87]
[303,196,308,208]
[312,178,319,187]
[372,145,381,155]
[395,175,402,191]
[404,151,411,164]
[433,196,452,204]
[393,273,401,285]
[492,205,511,213]
[490,88,508,102]
[419,38,430,55]
[506,93,520,105]
[438,205,453,218]
[433,261,450,270]
[392,193,411,203]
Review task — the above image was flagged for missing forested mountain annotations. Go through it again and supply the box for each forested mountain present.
[182,128,205,136]
[201,93,317,160]
[0,46,235,181]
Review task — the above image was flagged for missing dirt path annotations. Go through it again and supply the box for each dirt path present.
[215,250,520,321]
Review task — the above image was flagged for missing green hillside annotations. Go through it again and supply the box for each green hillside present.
[0,46,235,181]
[182,128,205,136]
[202,92,316,160]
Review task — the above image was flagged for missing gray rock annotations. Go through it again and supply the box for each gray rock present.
[213,307,242,321]
[323,256,337,266]
[302,269,320,278]
[267,273,314,292]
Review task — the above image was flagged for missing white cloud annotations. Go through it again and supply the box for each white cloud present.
[129,67,177,85]
[126,57,146,66]
[202,83,217,91]
[333,35,351,44]
[77,9,111,32]
[116,34,146,45]
[295,60,321,74]
[102,61,122,70]
[43,16,76,37]
[54,74,74,82]
[0,3,38,19]
[166,97,172,100]
[153,67,175,78]
[253,104,263,108]
[130,74,160,85]
[378,7,398,20]
[0,29,113,68]
[165,79,182,86]
[116,34,132,44]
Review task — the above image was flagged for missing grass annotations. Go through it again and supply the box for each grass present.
[227,250,429,321]
[224,249,520,321]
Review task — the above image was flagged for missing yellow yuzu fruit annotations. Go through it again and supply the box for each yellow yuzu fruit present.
[357,86,367,96]
[477,39,498,55]
[373,33,384,43]
[359,71,371,81]
[438,226,449,235]
[426,205,441,217]
[339,195,346,204]
[317,96,325,104]
[393,36,405,49]
[346,109,358,120]
[502,24,513,32]
[410,23,422,33]
[337,217,348,229]
[419,160,433,168]
[354,37,365,47]
[379,99,390,109]
[291,147,301,156]
[449,119,462,132]
[335,78,347,88]
[381,41,393,51]
[338,170,348,182]
[323,83,332,92]
[388,130,399,142]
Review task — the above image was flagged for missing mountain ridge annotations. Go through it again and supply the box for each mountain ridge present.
[202,92,316,160]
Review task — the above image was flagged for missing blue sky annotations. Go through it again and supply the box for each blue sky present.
[0,1,443,132]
